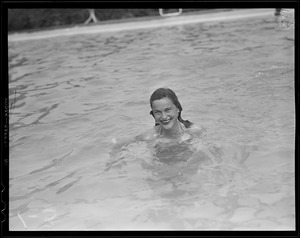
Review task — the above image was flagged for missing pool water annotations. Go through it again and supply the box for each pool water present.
[8,11,295,230]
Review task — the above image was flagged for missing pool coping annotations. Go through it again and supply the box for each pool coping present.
[8,8,275,42]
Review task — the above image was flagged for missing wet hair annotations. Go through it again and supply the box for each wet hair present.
[149,88,193,128]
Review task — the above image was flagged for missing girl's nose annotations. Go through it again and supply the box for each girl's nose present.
[161,111,168,119]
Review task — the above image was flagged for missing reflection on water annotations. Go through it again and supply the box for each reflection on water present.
[8,13,294,230]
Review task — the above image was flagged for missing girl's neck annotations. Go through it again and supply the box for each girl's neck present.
[161,120,184,138]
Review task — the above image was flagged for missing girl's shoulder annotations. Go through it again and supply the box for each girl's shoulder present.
[187,124,206,136]
[136,126,160,141]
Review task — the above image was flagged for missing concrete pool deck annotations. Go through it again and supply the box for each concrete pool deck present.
[8,9,275,42]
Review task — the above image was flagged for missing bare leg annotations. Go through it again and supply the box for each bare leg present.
[85,9,98,24]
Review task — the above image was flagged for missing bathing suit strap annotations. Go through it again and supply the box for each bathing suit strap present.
[179,121,186,131]
[159,126,163,135]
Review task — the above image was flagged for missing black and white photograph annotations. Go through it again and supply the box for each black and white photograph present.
[4,6,296,233]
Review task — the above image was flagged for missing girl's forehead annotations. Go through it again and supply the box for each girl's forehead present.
[152,97,175,109]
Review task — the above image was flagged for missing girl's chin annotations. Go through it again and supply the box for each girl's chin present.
[159,120,174,129]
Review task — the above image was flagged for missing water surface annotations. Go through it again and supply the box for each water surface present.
[9,14,295,230]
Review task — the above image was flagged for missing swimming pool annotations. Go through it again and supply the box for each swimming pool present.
[8,9,295,230]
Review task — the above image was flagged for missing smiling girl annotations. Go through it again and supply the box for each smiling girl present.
[140,87,194,141]
[110,88,203,158]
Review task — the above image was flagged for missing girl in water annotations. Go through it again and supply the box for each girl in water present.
[139,87,195,141]
[107,88,247,194]
[109,88,204,163]
[111,88,200,150]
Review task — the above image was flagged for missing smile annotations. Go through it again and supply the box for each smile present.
[161,118,171,124]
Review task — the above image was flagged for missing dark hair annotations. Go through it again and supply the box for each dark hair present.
[149,88,193,128]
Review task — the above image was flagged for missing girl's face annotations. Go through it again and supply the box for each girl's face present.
[151,97,179,130]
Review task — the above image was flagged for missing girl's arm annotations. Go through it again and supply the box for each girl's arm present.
[110,136,138,158]
[109,128,156,158]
